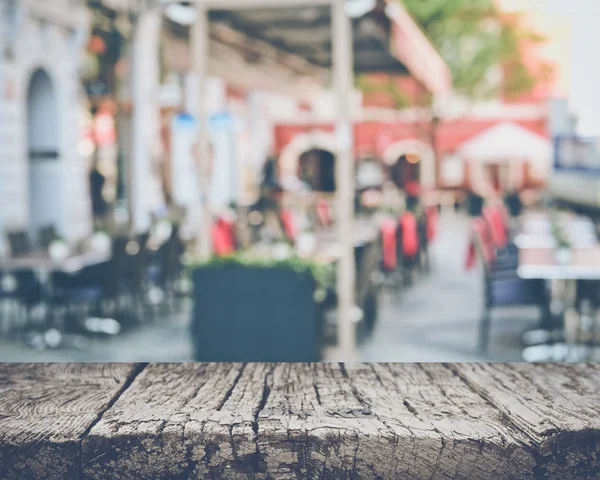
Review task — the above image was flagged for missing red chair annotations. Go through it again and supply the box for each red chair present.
[380,218,398,271]
[400,212,419,258]
[425,206,438,242]
[483,205,507,249]
[465,241,477,271]
[466,217,496,269]
[315,199,332,228]
[406,181,420,197]
[280,209,298,241]
[212,217,235,256]
[398,211,420,285]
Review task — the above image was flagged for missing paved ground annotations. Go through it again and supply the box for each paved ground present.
[0,211,539,362]
[359,211,538,362]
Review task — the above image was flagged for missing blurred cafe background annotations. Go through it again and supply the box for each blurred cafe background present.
[1,0,600,362]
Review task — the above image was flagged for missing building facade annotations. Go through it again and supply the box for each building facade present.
[0,0,91,252]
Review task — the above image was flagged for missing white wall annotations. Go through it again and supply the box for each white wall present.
[0,7,5,253]
[569,14,600,136]
[0,1,91,248]
[27,69,64,237]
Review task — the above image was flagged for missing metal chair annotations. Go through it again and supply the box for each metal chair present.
[7,231,33,257]
[39,225,58,250]
[0,271,28,336]
[157,224,187,312]
[472,231,551,353]
[398,212,420,286]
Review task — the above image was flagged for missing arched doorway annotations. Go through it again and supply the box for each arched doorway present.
[278,131,338,184]
[298,148,336,192]
[27,68,63,239]
[389,153,421,190]
[382,140,435,189]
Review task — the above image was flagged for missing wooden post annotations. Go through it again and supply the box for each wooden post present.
[192,1,213,259]
[332,0,356,360]
[130,9,162,234]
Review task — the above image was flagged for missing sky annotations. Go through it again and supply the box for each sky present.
[500,0,600,135]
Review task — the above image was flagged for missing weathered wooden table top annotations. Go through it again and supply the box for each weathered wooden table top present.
[1,363,599,479]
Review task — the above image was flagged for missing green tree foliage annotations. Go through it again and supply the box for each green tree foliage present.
[356,75,413,109]
[400,0,552,101]
[357,0,554,107]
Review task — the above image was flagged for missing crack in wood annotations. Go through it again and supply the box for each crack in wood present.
[216,363,247,411]
[79,363,147,447]
[444,363,600,478]
[3,363,600,479]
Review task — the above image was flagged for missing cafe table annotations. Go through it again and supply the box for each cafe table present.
[313,217,380,248]
[0,248,111,349]
[0,249,110,275]
[517,246,600,361]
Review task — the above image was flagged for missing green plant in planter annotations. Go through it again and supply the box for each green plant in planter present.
[188,251,336,303]
[550,213,571,251]
[554,230,571,250]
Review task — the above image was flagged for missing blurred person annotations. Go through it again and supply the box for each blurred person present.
[380,180,404,214]
[466,189,485,217]
[159,110,174,206]
[247,157,287,243]
[405,180,422,213]
[356,157,385,215]
[89,153,108,227]
[504,189,523,218]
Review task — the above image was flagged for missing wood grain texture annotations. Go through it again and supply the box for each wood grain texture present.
[2,363,600,479]
[83,363,267,479]
[0,363,142,480]
[454,363,600,478]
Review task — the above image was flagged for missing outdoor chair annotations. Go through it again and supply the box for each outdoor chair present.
[0,271,33,335]
[280,208,299,242]
[398,211,420,285]
[1,268,60,345]
[468,217,518,274]
[469,227,550,353]
[323,233,383,344]
[417,213,430,274]
[51,262,114,336]
[315,199,333,228]
[482,204,520,262]
[69,233,162,330]
[157,224,187,310]
[38,225,57,250]
[212,217,236,256]
[7,231,33,257]
[379,218,402,291]
[574,280,599,349]
[355,234,382,335]
[127,232,164,321]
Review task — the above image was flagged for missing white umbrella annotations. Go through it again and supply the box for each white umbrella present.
[458,122,552,164]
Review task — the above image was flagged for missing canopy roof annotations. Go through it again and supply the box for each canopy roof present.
[209,0,451,95]
[458,122,552,164]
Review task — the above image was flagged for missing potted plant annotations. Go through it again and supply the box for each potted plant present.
[551,214,572,265]
[188,251,334,362]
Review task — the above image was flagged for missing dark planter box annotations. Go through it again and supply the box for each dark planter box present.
[191,266,324,362]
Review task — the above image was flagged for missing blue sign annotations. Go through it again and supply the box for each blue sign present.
[173,112,236,133]
[554,136,600,175]
[209,113,235,132]
[174,113,196,129]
